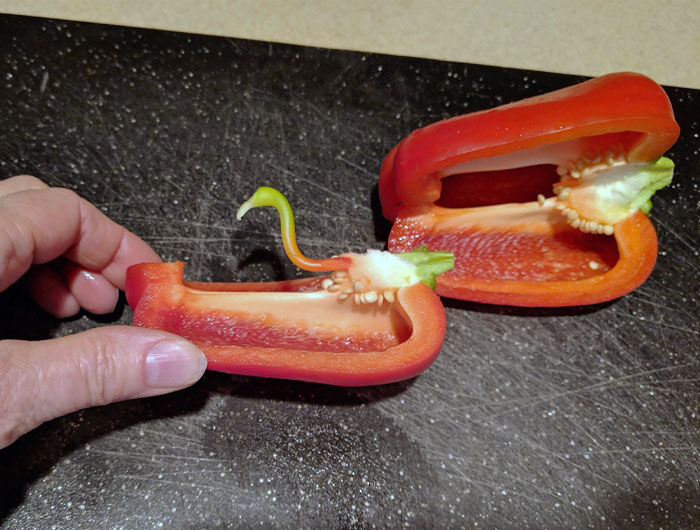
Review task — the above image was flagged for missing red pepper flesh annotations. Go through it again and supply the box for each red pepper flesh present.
[127,187,453,387]
[379,72,680,307]
[127,262,446,386]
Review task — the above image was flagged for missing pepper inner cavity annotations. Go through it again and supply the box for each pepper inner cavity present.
[436,164,560,208]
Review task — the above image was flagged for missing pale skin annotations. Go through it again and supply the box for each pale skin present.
[0,175,208,449]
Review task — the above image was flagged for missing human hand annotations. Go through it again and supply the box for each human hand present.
[0,176,207,448]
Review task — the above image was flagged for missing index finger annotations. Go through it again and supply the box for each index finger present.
[0,184,161,292]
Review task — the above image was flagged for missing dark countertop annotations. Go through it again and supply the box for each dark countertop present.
[1,14,699,529]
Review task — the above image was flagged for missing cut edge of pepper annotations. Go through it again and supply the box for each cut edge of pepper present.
[199,280,446,386]
[436,211,657,307]
[387,206,657,306]
[127,261,447,385]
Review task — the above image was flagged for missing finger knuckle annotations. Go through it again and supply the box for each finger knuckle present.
[0,341,41,448]
[80,332,123,406]
[51,186,80,201]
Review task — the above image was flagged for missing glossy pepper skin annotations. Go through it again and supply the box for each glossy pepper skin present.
[127,188,453,387]
[379,72,680,307]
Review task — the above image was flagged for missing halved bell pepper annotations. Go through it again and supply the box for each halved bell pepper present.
[379,72,680,307]
[126,188,454,386]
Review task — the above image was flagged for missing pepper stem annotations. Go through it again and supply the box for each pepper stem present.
[237,187,350,272]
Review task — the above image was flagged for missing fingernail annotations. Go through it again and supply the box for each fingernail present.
[145,340,208,388]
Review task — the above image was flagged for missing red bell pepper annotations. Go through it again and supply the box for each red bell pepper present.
[127,188,454,386]
[379,72,680,307]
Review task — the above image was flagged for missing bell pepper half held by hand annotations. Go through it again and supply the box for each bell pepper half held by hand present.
[126,188,454,387]
[379,72,680,307]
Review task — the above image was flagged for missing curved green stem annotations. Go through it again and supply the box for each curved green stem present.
[237,187,350,272]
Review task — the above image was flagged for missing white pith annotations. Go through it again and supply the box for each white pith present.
[437,136,650,237]
[322,250,418,306]
[538,145,630,235]
[183,284,399,335]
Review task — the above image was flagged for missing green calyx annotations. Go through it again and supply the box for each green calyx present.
[629,156,674,214]
[570,155,675,228]
[396,245,455,289]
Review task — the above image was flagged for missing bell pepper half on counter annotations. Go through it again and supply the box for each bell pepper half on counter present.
[379,72,680,307]
[126,187,454,386]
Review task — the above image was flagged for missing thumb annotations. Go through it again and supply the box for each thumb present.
[0,326,207,448]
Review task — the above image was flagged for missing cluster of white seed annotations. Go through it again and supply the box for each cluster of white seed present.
[557,146,627,180]
[321,270,396,306]
[537,146,628,236]
[546,197,616,235]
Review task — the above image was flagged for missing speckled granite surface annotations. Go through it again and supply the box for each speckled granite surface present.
[0,15,699,529]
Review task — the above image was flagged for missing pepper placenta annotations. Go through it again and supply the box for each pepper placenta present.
[379,72,680,307]
[127,187,454,386]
